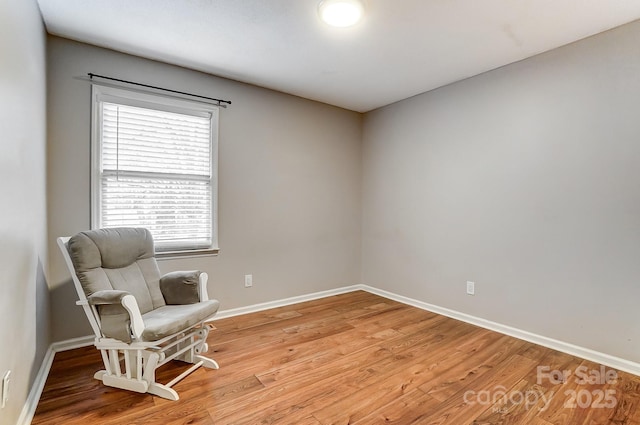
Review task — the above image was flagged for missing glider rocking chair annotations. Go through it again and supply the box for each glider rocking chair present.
[57,227,220,400]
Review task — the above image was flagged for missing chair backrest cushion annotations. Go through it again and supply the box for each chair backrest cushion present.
[67,228,166,314]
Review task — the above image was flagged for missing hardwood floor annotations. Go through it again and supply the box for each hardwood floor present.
[32,291,640,424]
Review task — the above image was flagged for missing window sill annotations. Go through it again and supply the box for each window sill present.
[156,248,219,260]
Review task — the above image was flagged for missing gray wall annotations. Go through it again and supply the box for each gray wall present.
[0,0,49,423]
[46,14,640,367]
[362,20,640,362]
[47,37,363,341]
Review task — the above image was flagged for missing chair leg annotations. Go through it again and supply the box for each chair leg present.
[142,351,160,385]
[141,350,181,400]
[193,325,219,369]
[102,373,149,394]
[195,355,219,369]
[147,383,179,401]
[175,325,219,370]
[96,349,151,395]
[91,323,219,400]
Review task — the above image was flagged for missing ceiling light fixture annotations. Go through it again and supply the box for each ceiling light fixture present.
[318,0,364,28]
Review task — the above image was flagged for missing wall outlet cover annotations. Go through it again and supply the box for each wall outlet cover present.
[466,281,475,295]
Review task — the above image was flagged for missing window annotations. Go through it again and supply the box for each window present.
[91,85,219,255]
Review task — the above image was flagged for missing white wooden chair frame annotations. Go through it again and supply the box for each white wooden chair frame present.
[57,237,219,400]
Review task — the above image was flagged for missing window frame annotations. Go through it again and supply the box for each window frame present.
[90,84,219,257]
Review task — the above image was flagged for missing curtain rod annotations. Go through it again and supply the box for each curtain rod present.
[87,73,232,107]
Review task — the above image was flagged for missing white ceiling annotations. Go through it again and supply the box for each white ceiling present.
[37,0,640,112]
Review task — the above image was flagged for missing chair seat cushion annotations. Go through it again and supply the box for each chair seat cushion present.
[141,300,220,341]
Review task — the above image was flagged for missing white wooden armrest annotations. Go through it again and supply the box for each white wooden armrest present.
[121,295,145,340]
[199,272,209,302]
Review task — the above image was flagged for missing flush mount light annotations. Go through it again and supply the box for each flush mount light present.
[318,0,365,28]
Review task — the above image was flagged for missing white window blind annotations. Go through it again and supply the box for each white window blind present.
[92,85,218,253]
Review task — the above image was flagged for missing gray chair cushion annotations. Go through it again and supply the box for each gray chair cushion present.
[68,228,166,314]
[141,300,220,341]
[99,304,134,343]
[160,271,201,305]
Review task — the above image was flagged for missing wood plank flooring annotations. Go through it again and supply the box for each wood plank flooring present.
[32,291,640,424]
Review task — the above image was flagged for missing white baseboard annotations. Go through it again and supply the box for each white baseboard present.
[16,346,55,425]
[361,285,640,377]
[17,336,95,425]
[51,335,95,352]
[210,285,363,321]
[20,283,640,425]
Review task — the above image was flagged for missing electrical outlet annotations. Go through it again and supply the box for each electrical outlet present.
[244,274,253,288]
[466,281,475,295]
[1,370,10,409]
